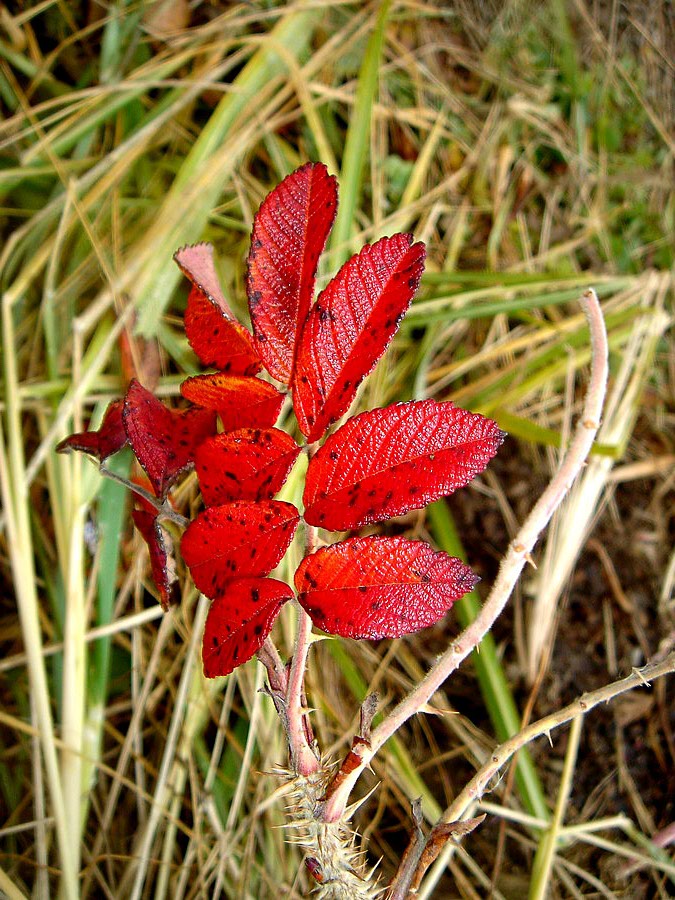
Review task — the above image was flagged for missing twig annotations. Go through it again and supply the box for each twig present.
[405,653,675,889]
[99,463,190,527]
[256,637,288,694]
[320,289,609,823]
[445,651,675,828]
[285,523,320,775]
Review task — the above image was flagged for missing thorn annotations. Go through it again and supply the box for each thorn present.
[525,552,537,569]
[345,781,381,819]
[632,666,652,688]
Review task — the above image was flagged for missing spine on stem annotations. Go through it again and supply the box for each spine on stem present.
[280,767,382,898]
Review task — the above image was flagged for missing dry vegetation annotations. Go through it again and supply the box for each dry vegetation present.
[0,1,673,897]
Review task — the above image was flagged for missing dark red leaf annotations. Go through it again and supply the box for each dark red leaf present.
[202,577,293,677]
[122,379,217,499]
[303,400,505,530]
[292,234,426,442]
[175,243,261,375]
[131,508,179,610]
[247,162,338,384]
[56,399,127,461]
[195,427,301,505]
[180,373,284,432]
[181,500,299,599]
[295,536,477,639]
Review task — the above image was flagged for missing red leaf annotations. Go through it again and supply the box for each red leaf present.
[195,427,301,505]
[56,399,127,461]
[175,243,261,375]
[202,577,293,677]
[132,507,179,610]
[295,536,477,639]
[181,500,299,599]
[122,379,217,499]
[180,373,284,431]
[247,162,338,384]
[303,400,505,530]
[292,234,426,442]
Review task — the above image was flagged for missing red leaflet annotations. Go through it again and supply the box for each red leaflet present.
[180,373,284,432]
[181,500,299,600]
[247,162,338,384]
[195,427,301,505]
[175,243,261,375]
[292,234,426,442]
[131,507,179,610]
[122,379,217,499]
[304,400,505,530]
[56,399,127,461]
[202,577,293,677]
[295,536,478,639]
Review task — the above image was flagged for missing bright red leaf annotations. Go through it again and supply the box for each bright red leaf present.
[247,162,338,384]
[181,500,299,600]
[202,577,293,677]
[295,536,477,639]
[56,399,127,461]
[175,243,261,375]
[303,400,505,530]
[180,373,284,432]
[131,507,179,610]
[122,379,217,499]
[195,427,301,505]
[292,234,426,442]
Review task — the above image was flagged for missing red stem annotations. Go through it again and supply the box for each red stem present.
[285,496,320,774]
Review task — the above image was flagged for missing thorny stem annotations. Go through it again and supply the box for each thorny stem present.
[444,650,675,826]
[398,654,675,890]
[286,522,320,775]
[321,289,609,823]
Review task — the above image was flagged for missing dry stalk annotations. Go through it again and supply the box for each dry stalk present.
[448,650,675,826]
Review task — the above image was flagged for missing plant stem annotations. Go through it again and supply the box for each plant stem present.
[529,714,582,899]
[1,287,78,898]
[320,289,609,823]
[285,524,320,775]
[445,650,675,826]
[257,637,287,693]
[98,463,189,527]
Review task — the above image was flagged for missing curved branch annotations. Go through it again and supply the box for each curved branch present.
[444,650,675,826]
[320,289,609,823]
[403,650,675,890]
